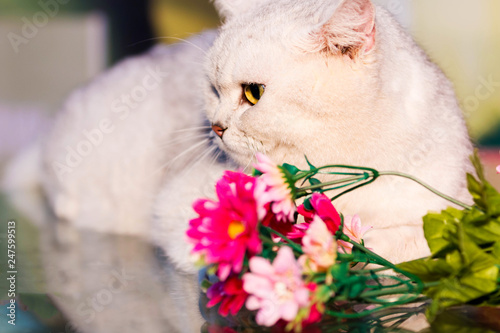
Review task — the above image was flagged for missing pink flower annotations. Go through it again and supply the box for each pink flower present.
[243,247,310,327]
[206,276,248,317]
[497,165,500,174]
[294,193,342,241]
[299,216,337,273]
[187,171,262,281]
[254,153,296,222]
[338,215,372,254]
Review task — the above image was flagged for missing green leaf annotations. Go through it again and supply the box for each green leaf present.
[303,197,312,210]
[463,213,500,247]
[308,177,321,186]
[330,261,349,283]
[467,150,500,216]
[304,155,316,170]
[397,258,454,282]
[424,233,499,320]
[347,276,367,298]
[200,279,212,292]
[252,168,263,177]
[423,208,462,256]
[282,163,300,176]
[490,243,500,264]
[470,150,486,182]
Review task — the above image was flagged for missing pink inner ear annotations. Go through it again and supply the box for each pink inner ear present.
[364,25,376,52]
[304,0,377,55]
[349,0,376,52]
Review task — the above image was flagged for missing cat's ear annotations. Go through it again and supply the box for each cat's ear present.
[308,0,376,56]
[212,0,268,20]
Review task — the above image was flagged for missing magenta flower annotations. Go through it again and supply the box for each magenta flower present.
[299,216,337,273]
[206,275,248,317]
[294,193,342,241]
[187,171,262,281]
[243,247,310,327]
[338,215,372,254]
[254,153,296,222]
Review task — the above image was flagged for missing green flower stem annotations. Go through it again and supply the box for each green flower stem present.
[297,175,368,193]
[350,267,392,274]
[378,171,473,210]
[355,281,439,300]
[344,237,395,269]
[343,236,425,296]
[262,226,304,254]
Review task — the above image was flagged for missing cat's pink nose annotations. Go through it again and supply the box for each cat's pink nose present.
[212,124,226,138]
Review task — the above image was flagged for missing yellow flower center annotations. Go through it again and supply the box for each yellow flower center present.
[228,221,245,239]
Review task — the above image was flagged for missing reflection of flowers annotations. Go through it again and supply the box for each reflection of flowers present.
[299,216,337,273]
[187,171,262,281]
[207,275,248,317]
[207,325,238,333]
[254,153,296,222]
[243,247,310,327]
[338,215,372,254]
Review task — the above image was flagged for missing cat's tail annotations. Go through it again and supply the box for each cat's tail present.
[1,140,47,226]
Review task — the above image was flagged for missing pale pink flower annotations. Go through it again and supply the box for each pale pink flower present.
[338,215,372,254]
[497,165,500,174]
[243,247,310,327]
[299,216,337,273]
[254,153,296,222]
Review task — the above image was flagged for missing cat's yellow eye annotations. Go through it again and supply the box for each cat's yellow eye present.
[243,84,265,105]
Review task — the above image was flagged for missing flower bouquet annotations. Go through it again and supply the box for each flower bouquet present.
[187,151,500,332]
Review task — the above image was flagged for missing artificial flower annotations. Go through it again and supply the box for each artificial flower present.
[287,283,325,332]
[294,193,342,241]
[337,215,372,254]
[187,171,262,281]
[206,275,248,317]
[243,247,310,327]
[261,208,296,242]
[254,153,296,222]
[299,216,337,273]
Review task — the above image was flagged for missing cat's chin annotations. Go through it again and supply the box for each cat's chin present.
[216,143,255,167]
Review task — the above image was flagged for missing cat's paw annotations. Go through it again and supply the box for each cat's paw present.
[151,159,228,274]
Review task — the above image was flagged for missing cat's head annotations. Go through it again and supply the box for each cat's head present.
[205,0,394,168]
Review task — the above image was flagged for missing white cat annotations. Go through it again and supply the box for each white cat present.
[152,0,473,272]
[4,0,472,276]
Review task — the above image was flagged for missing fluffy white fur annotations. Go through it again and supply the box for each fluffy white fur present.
[155,0,473,270]
[39,31,217,237]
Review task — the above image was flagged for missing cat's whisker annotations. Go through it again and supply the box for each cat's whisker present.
[242,156,255,173]
[152,138,210,176]
[158,133,209,148]
[171,126,211,134]
[206,149,222,171]
[183,145,217,175]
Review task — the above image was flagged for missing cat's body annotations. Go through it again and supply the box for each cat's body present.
[36,31,218,238]
[153,0,473,270]
[5,0,472,277]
